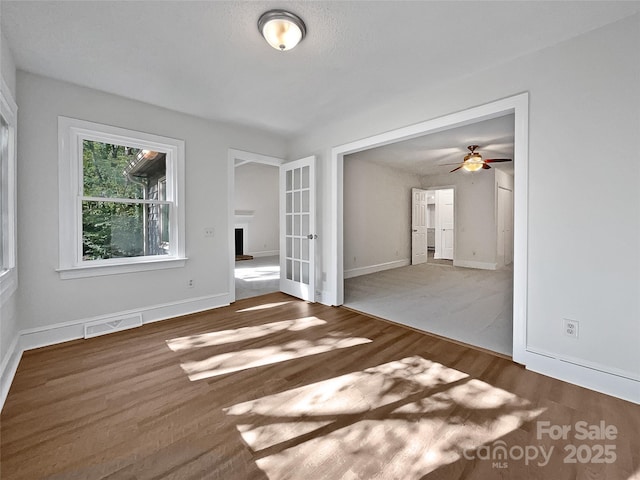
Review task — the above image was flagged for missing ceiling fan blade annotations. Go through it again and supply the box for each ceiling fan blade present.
[482,163,492,169]
[484,158,512,163]
[449,164,464,173]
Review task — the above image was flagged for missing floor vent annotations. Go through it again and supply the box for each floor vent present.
[84,313,143,339]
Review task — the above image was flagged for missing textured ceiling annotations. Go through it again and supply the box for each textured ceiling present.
[2,1,639,138]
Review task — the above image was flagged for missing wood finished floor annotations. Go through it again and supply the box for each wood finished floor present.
[2,292,638,480]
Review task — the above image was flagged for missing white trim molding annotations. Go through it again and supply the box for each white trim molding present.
[0,77,18,299]
[453,260,497,270]
[57,116,187,278]
[523,349,639,404]
[344,259,410,279]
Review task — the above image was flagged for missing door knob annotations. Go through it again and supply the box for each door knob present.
[307,234,317,240]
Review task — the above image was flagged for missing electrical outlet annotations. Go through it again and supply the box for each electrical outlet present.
[187,279,194,288]
[204,227,214,238]
[563,318,579,339]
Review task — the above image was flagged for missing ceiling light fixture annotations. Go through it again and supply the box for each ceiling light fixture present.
[258,10,306,51]
[462,151,484,172]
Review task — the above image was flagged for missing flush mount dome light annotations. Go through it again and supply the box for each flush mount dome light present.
[258,10,306,51]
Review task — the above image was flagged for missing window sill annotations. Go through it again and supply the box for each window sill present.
[57,257,187,279]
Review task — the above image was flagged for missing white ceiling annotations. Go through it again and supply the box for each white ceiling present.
[346,114,514,177]
[2,1,639,138]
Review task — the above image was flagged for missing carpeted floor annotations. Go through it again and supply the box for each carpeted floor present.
[235,255,280,300]
[344,261,513,356]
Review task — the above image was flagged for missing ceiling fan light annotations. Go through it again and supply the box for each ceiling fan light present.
[462,152,483,172]
[258,10,306,51]
[462,162,483,172]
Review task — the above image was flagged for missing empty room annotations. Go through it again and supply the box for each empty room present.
[1,2,638,479]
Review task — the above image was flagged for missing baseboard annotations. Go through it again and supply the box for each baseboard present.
[523,348,640,404]
[246,250,279,258]
[0,292,232,411]
[453,259,497,270]
[0,333,21,411]
[344,259,410,279]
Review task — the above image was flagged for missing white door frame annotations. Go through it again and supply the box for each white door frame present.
[411,188,428,265]
[329,93,529,364]
[227,149,284,302]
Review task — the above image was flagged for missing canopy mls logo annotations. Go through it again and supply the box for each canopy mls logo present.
[463,420,618,469]
[463,440,553,468]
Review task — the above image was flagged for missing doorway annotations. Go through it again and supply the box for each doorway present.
[227,149,283,301]
[412,187,454,266]
[331,93,528,362]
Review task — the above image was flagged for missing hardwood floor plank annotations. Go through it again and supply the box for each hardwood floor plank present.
[2,292,638,479]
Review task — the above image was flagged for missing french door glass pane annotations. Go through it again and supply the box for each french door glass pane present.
[294,168,301,189]
[294,260,300,282]
[286,170,292,191]
[284,166,312,288]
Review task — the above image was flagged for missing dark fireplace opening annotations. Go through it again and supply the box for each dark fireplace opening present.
[235,228,243,256]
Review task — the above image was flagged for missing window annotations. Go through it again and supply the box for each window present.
[58,117,185,279]
[0,79,17,298]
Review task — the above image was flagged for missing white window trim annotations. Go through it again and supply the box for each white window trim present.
[57,117,186,279]
[0,78,18,299]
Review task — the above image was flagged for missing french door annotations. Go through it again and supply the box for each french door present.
[279,156,316,301]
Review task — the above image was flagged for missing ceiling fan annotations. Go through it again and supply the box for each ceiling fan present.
[446,145,512,173]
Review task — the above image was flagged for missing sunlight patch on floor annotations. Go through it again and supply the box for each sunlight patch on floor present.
[180,335,372,381]
[167,316,326,351]
[225,356,544,479]
[236,301,293,312]
[235,265,280,282]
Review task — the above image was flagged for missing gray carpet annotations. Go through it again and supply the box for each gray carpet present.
[344,262,513,356]
[235,255,280,300]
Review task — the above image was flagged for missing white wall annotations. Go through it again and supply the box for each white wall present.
[421,171,497,269]
[0,29,18,405]
[288,15,640,394]
[16,72,286,334]
[1,32,16,97]
[234,162,279,256]
[343,157,420,276]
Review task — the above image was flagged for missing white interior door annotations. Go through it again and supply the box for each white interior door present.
[280,156,316,301]
[411,188,428,265]
[436,189,454,260]
[498,186,514,266]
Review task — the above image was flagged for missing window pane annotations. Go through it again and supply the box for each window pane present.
[82,201,169,260]
[302,262,309,285]
[294,168,301,189]
[294,191,301,213]
[82,140,166,200]
[294,214,301,236]
[294,260,300,282]
[0,115,7,268]
[286,192,292,214]
[294,238,300,259]
[302,166,309,188]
